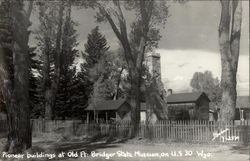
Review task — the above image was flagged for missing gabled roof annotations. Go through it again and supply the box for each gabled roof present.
[167,92,210,104]
[85,99,128,111]
[236,96,250,108]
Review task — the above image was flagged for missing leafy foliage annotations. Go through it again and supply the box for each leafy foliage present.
[88,49,127,104]
[190,71,222,109]
[87,0,170,135]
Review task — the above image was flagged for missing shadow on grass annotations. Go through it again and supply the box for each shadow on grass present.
[32,135,130,159]
[0,132,7,139]
[230,144,250,155]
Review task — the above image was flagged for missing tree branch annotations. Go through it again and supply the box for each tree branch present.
[24,0,33,19]
[112,0,134,65]
[98,6,123,43]
[230,0,242,71]
[98,1,135,70]
[136,0,154,69]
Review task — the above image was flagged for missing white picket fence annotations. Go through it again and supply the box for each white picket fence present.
[30,119,250,144]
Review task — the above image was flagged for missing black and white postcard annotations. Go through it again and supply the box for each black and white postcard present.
[0,0,249,161]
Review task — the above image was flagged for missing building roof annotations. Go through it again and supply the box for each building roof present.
[85,92,211,111]
[86,99,148,111]
[236,96,250,108]
[167,92,210,104]
[85,99,128,111]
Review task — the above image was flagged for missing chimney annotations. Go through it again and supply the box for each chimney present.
[145,51,161,82]
[167,89,173,96]
[145,51,169,101]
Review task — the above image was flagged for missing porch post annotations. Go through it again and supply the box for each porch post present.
[106,112,108,124]
[87,112,89,124]
[115,112,118,122]
[97,111,99,123]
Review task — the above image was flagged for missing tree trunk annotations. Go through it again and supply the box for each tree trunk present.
[44,1,64,120]
[113,67,124,100]
[0,0,33,153]
[44,89,53,120]
[145,79,168,139]
[98,0,156,138]
[129,71,141,138]
[145,86,155,140]
[219,0,242,121]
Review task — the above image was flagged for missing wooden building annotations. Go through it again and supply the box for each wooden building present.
[85,99,152,122]
[167,92,210,120]
[209,96,250,121]
[85,92,210,122]
[85,99,150,123]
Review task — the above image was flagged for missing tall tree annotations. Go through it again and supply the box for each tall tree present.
[55,1,80,119]
[87,0,169,137]
[77,26,110,112]
[46,0,64,120]
[36,1,66,120]
[219,0,242,121]
[36,2,57,119]
[0,0,33,152]
[0,83,6,115]
[82,26,109,75]
[29,48,42,118]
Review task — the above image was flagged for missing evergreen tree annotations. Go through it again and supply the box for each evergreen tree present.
[29,47,43,118]
[54,2,80,119]
[35,1,62,119]
[35,1,81,119]
[76,26,110,113]
[82,26,109,71]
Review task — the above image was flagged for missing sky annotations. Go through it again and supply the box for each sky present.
[30,0,249,96]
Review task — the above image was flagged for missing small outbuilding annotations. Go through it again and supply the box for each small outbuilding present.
[167,92,210,120]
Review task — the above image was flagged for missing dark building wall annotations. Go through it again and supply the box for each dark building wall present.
[247,110,250,120]
[235,108,250,120]
[168,103,195,120]
[168,98,209,120]
[196,97,209,120]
